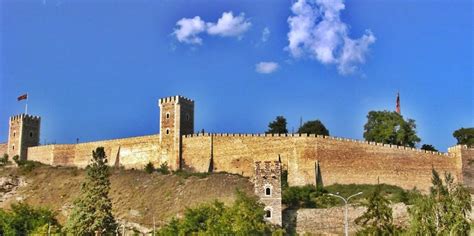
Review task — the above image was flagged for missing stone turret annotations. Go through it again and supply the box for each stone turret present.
[158,95,194,170]
[8,114,41,160]
[254,160,282,226]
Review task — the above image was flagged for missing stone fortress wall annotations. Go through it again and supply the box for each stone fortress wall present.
[181,133,465,191]
[2,95,473,193]
[28,134,161,169]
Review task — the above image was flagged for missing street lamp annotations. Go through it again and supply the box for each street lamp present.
[327,192,363,236]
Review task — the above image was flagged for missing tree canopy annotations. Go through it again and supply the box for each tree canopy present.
[421,144,438,152]
[266,116,288,134]
[65,147,117,234]
[408,169,471,235]
[0,203,60,235]
[157,190,280,235]
[453,127,474,147]
[298,120,329,136]
[363,111,420,147]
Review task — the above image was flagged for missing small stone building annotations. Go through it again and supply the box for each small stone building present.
[254,160,282,226]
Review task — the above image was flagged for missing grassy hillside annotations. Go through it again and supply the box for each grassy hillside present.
[0,165,253,231]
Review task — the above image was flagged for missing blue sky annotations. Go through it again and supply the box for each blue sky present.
[0,0,472,151]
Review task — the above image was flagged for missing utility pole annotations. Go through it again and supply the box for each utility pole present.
[327,192,363,236]
[153,216,156,236]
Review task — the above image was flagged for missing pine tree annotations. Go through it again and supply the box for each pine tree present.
[355,185,395,235]
[65,147,117,235]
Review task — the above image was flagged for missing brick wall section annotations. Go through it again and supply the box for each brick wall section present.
[28,145,55,165]
[182,134,463,192]
[296,203,408,235]
[28,135,161,169]
[449,145,474,191]
[0,143,7,156]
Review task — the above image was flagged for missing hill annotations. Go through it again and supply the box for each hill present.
[0,165,253,232]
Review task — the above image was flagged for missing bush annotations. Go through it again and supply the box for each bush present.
[12,155,20,164]
[282,185,327,208]
[0,202,60,235]
[0,154,8,166]
[157,162,170,174]
[144,162,155,174]
[173,169,209,179]
[157,190,280,235]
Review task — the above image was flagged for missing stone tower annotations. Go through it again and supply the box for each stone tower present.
[254,160,282,226]
[158,95,194,170]
[7,114,41,161]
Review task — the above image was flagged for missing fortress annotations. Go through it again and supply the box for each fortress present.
[1,95,473,193]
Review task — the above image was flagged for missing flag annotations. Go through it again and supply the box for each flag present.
[396,92,401,114]
[17,93,28,101]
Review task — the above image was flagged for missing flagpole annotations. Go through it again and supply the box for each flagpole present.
[25,93,28,114]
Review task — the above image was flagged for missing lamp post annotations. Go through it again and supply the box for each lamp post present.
[327,192,363,236]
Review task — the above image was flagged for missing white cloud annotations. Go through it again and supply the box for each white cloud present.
[173,12,251,45]
[207,12,251,37]
[287,0,375,75]
[256,62,279,74]
[261,27,270,42]
[173,16,207,45]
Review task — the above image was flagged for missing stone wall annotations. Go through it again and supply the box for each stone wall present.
[449,145,474,191]
[296,203,408,235]
[0,143,7,156]
[182,134,463,191]
[27,135,161,169]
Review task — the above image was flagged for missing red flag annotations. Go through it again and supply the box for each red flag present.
[17,94,27,101]
[396,92,401,114]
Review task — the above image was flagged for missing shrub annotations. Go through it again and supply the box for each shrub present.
[0,154,8,166]
[144,162,155,174]
[173,169,209,179]
[157,162,170,174]
[157,190,280,235]
[0,202,60,235]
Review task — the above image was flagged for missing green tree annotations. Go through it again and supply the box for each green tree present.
[363,111,420,147]
[421,144,438,152]
[157,190,276,235]
[298,120,329,136]
[408,169,471,235]
[453,127,474,147]
[355,185,395,235]
[0,203,60,235]
[65,147,117,234]
[144,162,155,174]
[266,116,288,134]
[0,154,8,166]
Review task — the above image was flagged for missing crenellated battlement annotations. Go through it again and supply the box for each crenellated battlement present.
[10,114,41,123]
[182,132,451,156]
[158,95,194,105]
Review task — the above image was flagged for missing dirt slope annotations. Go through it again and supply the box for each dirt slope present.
[0,165,253,231]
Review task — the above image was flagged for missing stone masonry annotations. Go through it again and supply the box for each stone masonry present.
[1,95,473,194]
[254,161,282,226]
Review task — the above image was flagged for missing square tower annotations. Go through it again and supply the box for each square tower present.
[158,95,194,170]
[254,160,282,226]
[8,114,41,160]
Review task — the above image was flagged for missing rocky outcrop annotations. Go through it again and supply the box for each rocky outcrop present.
[0,175,26,203]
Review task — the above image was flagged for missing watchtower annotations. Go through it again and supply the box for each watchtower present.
[254,160,282,226]
[158,95,194,170]
[7,114,41,161]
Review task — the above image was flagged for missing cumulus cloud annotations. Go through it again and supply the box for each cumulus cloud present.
[173,11,251,45]
[256,62,279,74]
[287,0,376,75]
[207,12,251,37]
[261,27,270,42]
[173,16,207,45]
